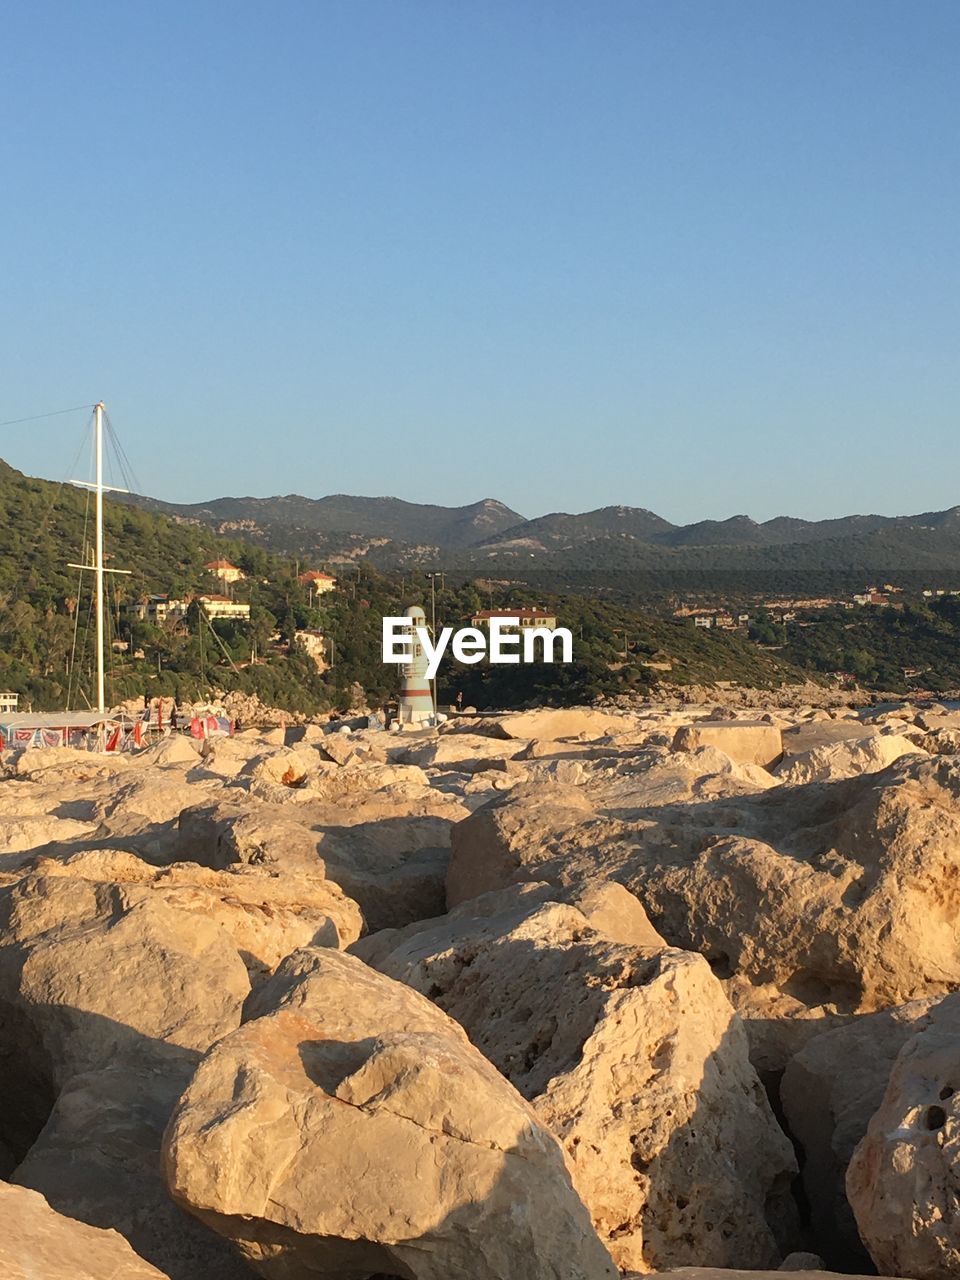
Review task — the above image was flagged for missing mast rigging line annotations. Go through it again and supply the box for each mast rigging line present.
[0,404,95,428]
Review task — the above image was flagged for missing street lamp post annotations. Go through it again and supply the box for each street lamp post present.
[425,572,443,718]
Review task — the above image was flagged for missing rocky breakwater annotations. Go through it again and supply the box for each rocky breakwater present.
[0,700,957,1278]
[353,882,797,1272]
[163,948,617,1280]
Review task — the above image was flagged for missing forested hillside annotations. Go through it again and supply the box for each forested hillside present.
[6,456,960,713]
[0,458,328,711]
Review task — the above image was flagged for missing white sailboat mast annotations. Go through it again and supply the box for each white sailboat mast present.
[95,401,105,714]
[68,401,131,717]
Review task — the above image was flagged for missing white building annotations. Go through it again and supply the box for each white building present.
[199,595,251,622]
[122,596,188,625]
[470,608,558,631]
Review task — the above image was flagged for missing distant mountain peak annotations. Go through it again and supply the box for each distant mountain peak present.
[112,478,960,571]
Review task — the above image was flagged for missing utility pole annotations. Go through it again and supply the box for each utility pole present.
[426,572,441,717]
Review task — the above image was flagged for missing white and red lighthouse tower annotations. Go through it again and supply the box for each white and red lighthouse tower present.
[397,605,435,726]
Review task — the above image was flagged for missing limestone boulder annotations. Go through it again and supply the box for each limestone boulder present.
[362,889,797,1272]
[780,721,880,756]
[0,868,250,1083]
[353,879,667,968]
[193,736,265,779]
[525,757,586,785]
[918,728,960,756]
[775,733,924,785]
[24,847,363,977]
[781,998,943,1267]
[134,735,201,767]
[179,795,465,930]
[579,745,777,816]
[448,757,960,1013]
[847,993,960,1280]
[13,1056,253,1280]
[398,732,528,771]
[241,750,433,806]
[94,772,220,829]
[447,782,598,908]
[672,721,783,768]
[240,745,324,789]
[0,814,97,857]
[0,866,255,1279]
[913,709,960,733]
[497,707,630,740]
[442,708,629,741]
[163,948,616,1280]
[14,746,132,780]
[317,730,386,766]
[0,1182,170,1280]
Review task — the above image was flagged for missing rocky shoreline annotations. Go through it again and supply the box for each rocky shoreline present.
[1,698,958,1279]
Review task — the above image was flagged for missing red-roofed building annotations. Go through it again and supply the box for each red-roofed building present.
[298,570,337,595]
[204,560,244,584]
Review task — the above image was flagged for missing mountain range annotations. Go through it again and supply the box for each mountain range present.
[116,489,960,579]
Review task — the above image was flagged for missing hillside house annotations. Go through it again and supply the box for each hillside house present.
[204,560,245,585]
[298,570,338,595]
[470,608,558,631]
[123,596,188,625]
[199,595,251,622]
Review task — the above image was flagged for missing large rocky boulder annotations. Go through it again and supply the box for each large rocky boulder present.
[578,745,778,816]
[359,888,797,1272]
[918,728,960,756]
[447,782,598,909]
[397,732,529,771]
[775,733,923,785]
[23,847,363,978]
[163,948,616,1280]
[496,707,630,740]
[12,746,132,780]
[447,757,960,1014]
[443,708,629,741]
[781,998,943,1267]
[672,721,783,767]
[0,869,250,1083]
[352,879,667,970]
[846,993,960,1280]
[0,1182,170,1280]
[0,864,255,1278]
[780,720,880,755]
[13,1054,252,1280]
[179,794,466,930]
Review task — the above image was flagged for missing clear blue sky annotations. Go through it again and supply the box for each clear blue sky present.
[1,1,958,522]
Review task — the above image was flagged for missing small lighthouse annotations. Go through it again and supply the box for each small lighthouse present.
[397,605,435,726]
